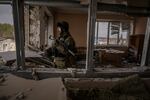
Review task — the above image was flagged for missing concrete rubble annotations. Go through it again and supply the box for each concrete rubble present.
[64,75,150,100]
[0,50,54,68]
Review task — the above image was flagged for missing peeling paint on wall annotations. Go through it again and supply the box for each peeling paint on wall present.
[29,6,41,49]
[24,6,53,51]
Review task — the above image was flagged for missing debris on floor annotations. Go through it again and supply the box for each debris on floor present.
[31,68,40,80]
[15,92,25,100]
[0,57,6,66]
[111,74,150,100]
[65,75,150,100]
[0,74,6,84]
[0,50,54,68]
[0,74,66,100]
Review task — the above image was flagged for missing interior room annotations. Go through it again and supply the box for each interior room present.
[22,4,147,69]
[1,0,150,100]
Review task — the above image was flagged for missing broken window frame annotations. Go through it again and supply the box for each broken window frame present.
[0,0,25,68]
[94,20,132,46]
[141,18,150,67]
[0,0,150,78]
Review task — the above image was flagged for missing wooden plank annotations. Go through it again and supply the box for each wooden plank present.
[3,69,150,79]
[1,67,150,79]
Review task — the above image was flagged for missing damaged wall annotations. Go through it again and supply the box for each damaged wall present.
[40,7,54,49]
[24,6,53,50]
[24,5,29,49]
[29,6,41,49]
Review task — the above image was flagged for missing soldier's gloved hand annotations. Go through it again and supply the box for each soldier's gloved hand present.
[52,40,59,47]
[59,37,65,42]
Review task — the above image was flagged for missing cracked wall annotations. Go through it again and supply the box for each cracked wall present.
[24,6,53,51]
[29,6,41,49]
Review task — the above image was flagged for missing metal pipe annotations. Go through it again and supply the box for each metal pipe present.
[96,22,99,45]
[86,0,97,73]
[107,22,110,45]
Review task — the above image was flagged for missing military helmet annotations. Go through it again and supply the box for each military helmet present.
[57,21,69,32]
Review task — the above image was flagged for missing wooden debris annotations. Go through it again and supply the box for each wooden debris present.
[0,74,5,84]
[0,57,6,66]
[31,68,40,80]
[15,92,25,100]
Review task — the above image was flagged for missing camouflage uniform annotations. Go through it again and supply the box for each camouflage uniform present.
[46,21,76,68]
[54,32,76,68]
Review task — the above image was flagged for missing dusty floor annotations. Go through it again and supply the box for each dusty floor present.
[0,74,66,100]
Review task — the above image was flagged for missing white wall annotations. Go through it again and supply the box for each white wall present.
[0,39,16,52]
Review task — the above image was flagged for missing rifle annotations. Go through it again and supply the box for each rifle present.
[49,35,75,56]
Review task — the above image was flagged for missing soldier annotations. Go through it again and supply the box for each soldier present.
[46,21,77,68]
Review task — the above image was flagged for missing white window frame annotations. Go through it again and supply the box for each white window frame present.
[95,20,134,47]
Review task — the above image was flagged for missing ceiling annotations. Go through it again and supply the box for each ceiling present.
[1,0,150,16]
[49,0,150,16]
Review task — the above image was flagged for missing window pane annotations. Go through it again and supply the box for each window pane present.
[119,22,130,46]
[109,22,120,45]
[0,5,15,52]
[97,22,108,45]
[119,30,128,45]
[94,21,131,46]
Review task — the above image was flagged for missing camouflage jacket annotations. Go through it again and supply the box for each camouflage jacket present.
[56,32,77,56]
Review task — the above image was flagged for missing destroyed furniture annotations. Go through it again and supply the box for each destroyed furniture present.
[94,48,126,67]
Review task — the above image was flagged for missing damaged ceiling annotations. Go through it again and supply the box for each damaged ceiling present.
[22,0,150,16]
[0,0,150,17]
